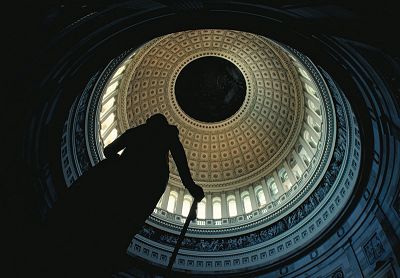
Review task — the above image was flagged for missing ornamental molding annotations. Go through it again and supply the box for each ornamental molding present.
[116,30,305,189]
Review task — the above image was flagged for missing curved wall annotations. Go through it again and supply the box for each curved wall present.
[7,1,399,277]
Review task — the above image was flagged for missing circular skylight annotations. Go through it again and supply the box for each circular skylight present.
[175,56,246,122]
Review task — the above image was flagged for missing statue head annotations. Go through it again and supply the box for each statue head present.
[146,113,169,128]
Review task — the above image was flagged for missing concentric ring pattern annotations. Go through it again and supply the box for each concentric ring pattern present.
[117,30,305,189]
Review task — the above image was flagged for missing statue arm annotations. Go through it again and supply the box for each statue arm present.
[103,130,129,159]
[170,126,205,202]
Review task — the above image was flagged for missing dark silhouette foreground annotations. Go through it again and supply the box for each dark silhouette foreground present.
[41,114,204,277]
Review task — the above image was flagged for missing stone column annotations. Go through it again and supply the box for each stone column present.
[305,92,320,106]
[221,192,228,218]
[304,122,320,141]
[283,161,297,185]
[301,76,315,89]
[108,74,123,87]
[292,150,307,173]
[206,193,213,219]
[305,107,322,125]
[235,189,244,215]
[299,137,314,157]
[100,105,117,123]
[161,185,171,210]
[175,188,184,215]
[102,89,117,104]
[101,117,117,139]
[260,179,272,204]
[273,171,285,195]
[248,184,258,210]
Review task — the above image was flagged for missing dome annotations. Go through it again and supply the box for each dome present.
[116,30,305,190]
[87,29,360,272]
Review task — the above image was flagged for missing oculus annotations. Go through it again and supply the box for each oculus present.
[175,56,246,122]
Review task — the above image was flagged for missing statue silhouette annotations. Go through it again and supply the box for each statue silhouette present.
[42,114,205,277]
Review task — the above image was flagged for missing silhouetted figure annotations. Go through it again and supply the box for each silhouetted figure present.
[42,114,204,277]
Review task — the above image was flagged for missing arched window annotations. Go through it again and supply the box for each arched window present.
[278,168,288,183]
[112,65,126,77]
[227,195,237,217]
[103,128,118,147]
[305,83,317,97]
[267,178,279,196]
[307,115,321,133]
[104,81,119,97]
[197,199,206,219]
[278,167,292,191]
[241,191,252,213]
[212,197,222,219]
[308,100,321,116]
[167,191,178,213]
[181,195,193,217]
[254,186,266,207]
[288,155,303,181]
[298,67,311,80]
[101,97,116,114]
[101,112,115,131]
[304,130,317,149]
[298,145,311,166]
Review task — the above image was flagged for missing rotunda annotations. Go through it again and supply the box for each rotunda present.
[6,2,399,278]
[61,29,360,274]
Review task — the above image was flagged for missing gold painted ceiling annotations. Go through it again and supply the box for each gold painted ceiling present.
[116,29,305,190]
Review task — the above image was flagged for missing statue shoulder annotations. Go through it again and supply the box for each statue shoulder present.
[125,124,145,135]
[168,125,179,136]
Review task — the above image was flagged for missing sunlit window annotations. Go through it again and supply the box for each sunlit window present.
[279,166,292,190]
[104,82,119,97]
[298,145,311,166]
[255,186,266,207]
[278,168,288,183]
[298,67,311,80]
[227,195,237,217]
[267,178,278,196]
[304,130,317,149]
[308,100,321,116]
[305,83,317,97]
[182,195,193,217]
[103,128,118,147]
[241,191,252,213]
[167,191,178,213]
[197,199,206,219]
[212,197,222,219]
[101,97,116,114]
[289,156,303,180]
[101,113,115,131]
[307,115,321,133]
[113,65,126,77]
